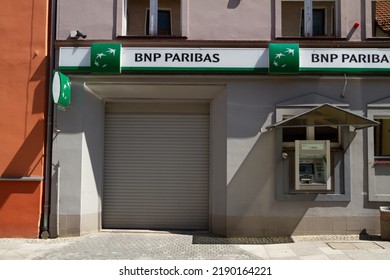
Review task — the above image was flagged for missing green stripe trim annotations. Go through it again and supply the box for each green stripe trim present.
[58,65,390,74]
[58,66,91,71]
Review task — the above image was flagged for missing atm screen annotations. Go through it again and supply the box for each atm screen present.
[300,163,314,175]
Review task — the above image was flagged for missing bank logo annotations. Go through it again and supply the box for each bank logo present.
[269,44,299,74]
[91,43,122,73]
[52,71,71,108]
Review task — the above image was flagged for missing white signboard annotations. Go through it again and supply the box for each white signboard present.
[58,46,390,73]
[59,47,269,72]
[300,48,390,71]
[122,48,268,71]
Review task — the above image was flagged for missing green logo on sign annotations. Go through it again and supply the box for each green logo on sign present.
[268,43,299,74]
[52,71,71,108]
[91,43,122,74]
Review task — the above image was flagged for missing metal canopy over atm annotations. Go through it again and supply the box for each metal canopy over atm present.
[267,103,379,130]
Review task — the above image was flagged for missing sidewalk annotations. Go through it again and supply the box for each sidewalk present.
[1,231,390,260]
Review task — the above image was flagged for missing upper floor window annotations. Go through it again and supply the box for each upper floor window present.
[281,0,336,37]
[374,118,390,158]
[126,0,181,36]
[371,0,390,37]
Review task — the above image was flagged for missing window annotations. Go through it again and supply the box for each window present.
[281,0,336,37]
[367,104,390,202]
[146,9,172,35]
[126,0,181,36]
[283,125,340,146]
[374,118,390,158]
[371,0,390,38]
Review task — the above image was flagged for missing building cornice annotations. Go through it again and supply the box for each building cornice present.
[55,38,390,49]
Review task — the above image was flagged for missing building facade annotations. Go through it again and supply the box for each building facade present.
[0,1,50,237]
[51,0,390,237]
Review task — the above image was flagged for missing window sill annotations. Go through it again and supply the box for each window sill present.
[365,37,390,41]
[275,36,345,41]
[0,176,43,182]
[374,160,390,165]
[277,192,351,202]
[117,35,188,40]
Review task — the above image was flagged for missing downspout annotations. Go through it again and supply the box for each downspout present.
[40,0,57,239]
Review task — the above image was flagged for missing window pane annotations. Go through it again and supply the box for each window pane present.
[374,119,390,156]
[313,9,325,35]
[315,126,338,142]
[158,10,171,35]
[283,127,306,142]
[146,10,172,35]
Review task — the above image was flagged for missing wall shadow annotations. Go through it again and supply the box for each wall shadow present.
[192,233,294,245]
[30,58,49,115]
[0,181,40,209]
[227,128,351,237]
[2,119,45,178]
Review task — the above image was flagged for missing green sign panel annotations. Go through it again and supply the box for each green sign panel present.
[52,71,71,108]
[91,43,122,74]
[268,43,299,74]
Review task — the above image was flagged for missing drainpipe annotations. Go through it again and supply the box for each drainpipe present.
[40,0,57,239]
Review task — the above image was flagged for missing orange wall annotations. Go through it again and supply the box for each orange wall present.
[0,1,49,237]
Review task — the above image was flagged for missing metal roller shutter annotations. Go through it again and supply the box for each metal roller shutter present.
[103,103,210,230]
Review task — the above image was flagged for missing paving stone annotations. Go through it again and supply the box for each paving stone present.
[351,242,384,250]
[327,242,356,250]
[0,233,389,260]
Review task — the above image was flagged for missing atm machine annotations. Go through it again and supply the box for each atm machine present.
[295,140,331,192]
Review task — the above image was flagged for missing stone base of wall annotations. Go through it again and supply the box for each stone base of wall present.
[226,216,380,238]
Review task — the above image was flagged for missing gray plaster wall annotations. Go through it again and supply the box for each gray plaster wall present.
[51,74,390,237]
[51,79,104,236]
[57,0,116,40]
[51,76,229,236]
[225,76,390,237]
[57,0,269,40]
[80,86,105,234]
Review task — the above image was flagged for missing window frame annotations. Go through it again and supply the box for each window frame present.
[374,117,390,159]
[118,0,187,37]
[278,0,339,38]
[279,108,342,148]
[367,106,390,202]
[282,124,341,147]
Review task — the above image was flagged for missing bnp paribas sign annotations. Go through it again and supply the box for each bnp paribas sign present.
[58,43,390,74]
